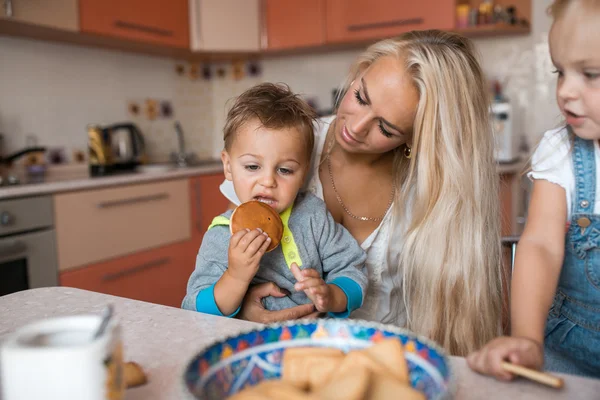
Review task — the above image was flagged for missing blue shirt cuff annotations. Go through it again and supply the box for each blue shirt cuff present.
[196,283,241,317]
[328,277,363,318]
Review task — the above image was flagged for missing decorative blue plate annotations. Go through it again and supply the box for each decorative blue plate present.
[183,319,455,400]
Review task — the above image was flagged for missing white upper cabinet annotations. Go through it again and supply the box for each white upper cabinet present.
[1,0,78,31]
[189,0,260,52]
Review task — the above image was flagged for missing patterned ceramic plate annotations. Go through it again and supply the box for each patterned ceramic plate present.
[183,319,454,400]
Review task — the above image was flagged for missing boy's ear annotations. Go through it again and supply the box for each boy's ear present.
[221,150,233,181]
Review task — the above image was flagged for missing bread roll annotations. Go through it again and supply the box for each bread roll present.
[230,201,284,252]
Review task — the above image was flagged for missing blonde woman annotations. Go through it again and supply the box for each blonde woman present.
[220,30,503,356]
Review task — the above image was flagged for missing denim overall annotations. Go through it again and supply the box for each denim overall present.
[544,136,600,378]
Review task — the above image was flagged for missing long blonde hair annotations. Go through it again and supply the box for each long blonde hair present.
[338,30,503,356]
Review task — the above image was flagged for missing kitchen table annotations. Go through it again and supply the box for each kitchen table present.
[0,288,598,399]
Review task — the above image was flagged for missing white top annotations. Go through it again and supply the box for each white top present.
[528,127,600,219]
[220,116,406,326]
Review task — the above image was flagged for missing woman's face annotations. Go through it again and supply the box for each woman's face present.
[335,56,419,155]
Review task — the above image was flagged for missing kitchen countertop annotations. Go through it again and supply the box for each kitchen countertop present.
[0,158,525,201]
[0,163,224,200]
[1,287,598,399]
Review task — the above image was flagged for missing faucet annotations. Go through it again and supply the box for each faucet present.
[172,121,192,167]
[175,122,186,166]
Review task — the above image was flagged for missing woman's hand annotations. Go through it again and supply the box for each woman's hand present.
[467,336,544,380]
[238,282,316,324]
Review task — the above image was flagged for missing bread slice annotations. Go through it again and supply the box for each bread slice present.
[337,350,395,380]
[316,364,371,400]
[282,347,344,390]
[367,373,425,400]
[363,338,409,384]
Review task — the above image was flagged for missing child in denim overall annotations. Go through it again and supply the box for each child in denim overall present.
[468,0,600,379]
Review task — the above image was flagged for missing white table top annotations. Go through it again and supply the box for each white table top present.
[1,288,598,399]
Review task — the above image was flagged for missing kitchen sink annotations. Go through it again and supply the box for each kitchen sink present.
[136,159,221,174]
[185,158,221,167]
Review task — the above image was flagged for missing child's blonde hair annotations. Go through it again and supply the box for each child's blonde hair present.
[338,30,503,356]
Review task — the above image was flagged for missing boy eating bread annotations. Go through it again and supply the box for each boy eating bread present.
[182,83,367,318]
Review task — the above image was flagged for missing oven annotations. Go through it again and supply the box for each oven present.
[0,195,58,296]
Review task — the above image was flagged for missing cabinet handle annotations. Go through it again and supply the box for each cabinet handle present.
[114,20,174,37]
[102,257,170,282]
[347,18,424,32]
[0,240,26,259]
[194,180,203,234]
[97,192,169,209]
[3,0,12,18]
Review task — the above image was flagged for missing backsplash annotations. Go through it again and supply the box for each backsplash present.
[0,0,559,162]
[0,37,214,162]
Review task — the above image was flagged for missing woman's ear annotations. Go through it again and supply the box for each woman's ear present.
[221,150,233,181]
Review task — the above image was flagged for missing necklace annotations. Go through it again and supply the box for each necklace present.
[326,154,395,222]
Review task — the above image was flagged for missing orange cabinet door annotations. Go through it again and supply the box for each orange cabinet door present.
[325,0,454,44]
[79,0,189,48]
[60,240,196,308]
[190,173,230,245]
[263,0,326,50]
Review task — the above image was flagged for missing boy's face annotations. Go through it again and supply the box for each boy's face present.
[221,118,310,214]
[550,6,600,140]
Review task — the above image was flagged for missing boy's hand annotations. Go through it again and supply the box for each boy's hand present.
[467,336,544,381]
[291,263,331,312]
[227,228,271,284]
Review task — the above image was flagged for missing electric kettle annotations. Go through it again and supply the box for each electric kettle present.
[88,123,147,176]
[108,123,147,170]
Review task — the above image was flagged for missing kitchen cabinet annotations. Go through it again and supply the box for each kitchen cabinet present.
[79,0,189,48]
[325,0,454,44]
[60,239,196,307]
[499,169,525,333]
[0,0,78,31]
[54,179,191,271]
[263,0,326,51]
[59,173,228,307]
[189,0,260,52]
[189,173,230,248]
[0,0,531,60]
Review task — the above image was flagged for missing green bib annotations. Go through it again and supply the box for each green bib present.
[207,204,302,268]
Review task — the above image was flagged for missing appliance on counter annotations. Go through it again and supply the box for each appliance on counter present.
[0,196,58,296]
[491,101,519,164]
[0,133,47,186]
[88,123,147,176]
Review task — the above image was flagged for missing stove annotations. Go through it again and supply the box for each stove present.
[0,166,48,187]
[0,175,21,186]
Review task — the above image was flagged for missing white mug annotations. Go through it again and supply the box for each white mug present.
[1,314,125,400]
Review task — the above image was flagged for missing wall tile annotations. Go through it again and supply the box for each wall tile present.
[0,0,559,162]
